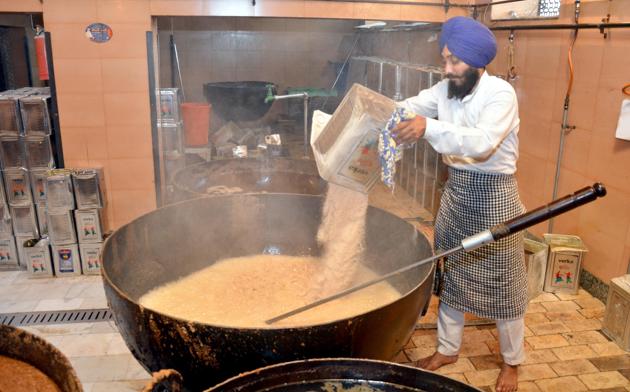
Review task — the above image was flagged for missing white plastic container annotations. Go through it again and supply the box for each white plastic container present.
[30,168,48,203]
[4,168,33,206]
[75,209,107,243]
[72,168,106,209]
[24,238,53,278]
[524,237,548,301]
[0,237,18,268]
[45,169,75,210]
[47,209,77,245]
[52,244,81,276]
[35,203,47,236]
[0,204,13,238]
[80,242,102,275]
[603,275,630,351]
[15,235,32,270]
[543,234,588,295]
[310,83,396,193]
[25,135,54,168]
[10,204,39,237]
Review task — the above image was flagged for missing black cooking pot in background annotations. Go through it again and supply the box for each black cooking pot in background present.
[203,81,276,122]
[102,194,435,391]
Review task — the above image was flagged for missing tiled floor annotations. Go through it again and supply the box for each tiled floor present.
[0,271,151,392]
[1,183,628,391]
[398,291,630,392]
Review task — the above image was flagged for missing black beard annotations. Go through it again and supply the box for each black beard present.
[447,67,481,100]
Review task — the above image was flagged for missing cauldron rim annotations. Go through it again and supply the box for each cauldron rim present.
[101,193,434,331]
[206,357,484,392]
[0,324,83,392]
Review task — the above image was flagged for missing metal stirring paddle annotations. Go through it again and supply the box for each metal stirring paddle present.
[265,183,606,325]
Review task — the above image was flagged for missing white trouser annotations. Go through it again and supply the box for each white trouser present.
[436,301,525,365]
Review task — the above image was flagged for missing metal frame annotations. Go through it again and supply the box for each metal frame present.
[147,30,163,207]
[0,309,113,327]
[491,22,630,31]
[44,31,64,168]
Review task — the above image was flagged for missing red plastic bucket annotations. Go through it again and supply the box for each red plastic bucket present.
[181,103,211,147]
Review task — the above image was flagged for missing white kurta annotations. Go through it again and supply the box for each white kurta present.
[400,71,520,175]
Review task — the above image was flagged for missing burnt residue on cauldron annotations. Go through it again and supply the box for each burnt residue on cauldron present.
[176,322,219,366]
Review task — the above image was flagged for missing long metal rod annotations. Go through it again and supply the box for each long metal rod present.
[492,22,630,31]
[393,65,403,101]
[265,245,463,325]
[44,32,64,168]
[377,62,384,93]
[549,107,570,233]
[550,0,581,232]
[172,39,185,101]
[330,34,359,93]
[147,31,163,207]
[303,95,309,157]
[273,93,308,101]
[271,92,310,157]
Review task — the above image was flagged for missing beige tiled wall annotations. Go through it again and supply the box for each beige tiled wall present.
[487,0,630,283]
[158,17,357,103]
[0,0,41,12]
[41,0,155,229]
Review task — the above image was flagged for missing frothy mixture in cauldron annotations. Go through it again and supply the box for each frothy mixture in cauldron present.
[138,254,400,328]
[139,183,397,328]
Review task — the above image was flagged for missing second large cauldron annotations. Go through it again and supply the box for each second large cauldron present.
[102,194,434,391]
[171,158,326,202]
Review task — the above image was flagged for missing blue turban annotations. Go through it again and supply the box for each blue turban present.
[439,16,497,68]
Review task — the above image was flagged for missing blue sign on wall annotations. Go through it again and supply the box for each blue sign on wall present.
[85,23,113,43]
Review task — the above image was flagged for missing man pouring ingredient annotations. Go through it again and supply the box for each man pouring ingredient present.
[394,16,526,392]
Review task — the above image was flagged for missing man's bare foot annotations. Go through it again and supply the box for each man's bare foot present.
[416,351,458,371]
[495,363,519,392]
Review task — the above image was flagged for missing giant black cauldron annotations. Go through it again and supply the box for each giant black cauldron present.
[102,194,434,391]
[207,358,483,392]
[203,81,275,122]
[171,158,326,202]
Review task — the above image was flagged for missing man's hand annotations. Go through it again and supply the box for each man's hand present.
[392,115,427,144]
